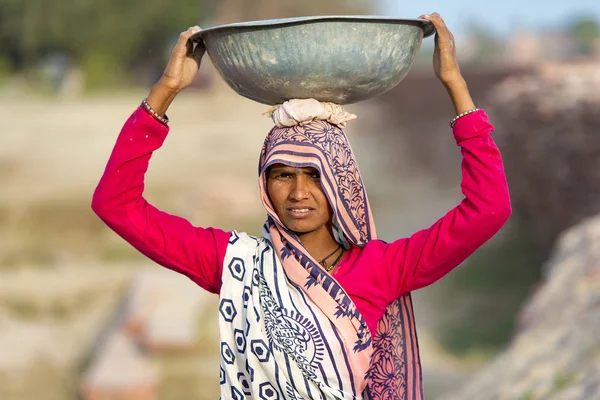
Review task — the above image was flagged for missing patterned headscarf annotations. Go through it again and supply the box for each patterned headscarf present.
[258,120,423,398]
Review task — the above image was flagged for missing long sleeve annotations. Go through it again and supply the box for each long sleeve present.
[379,109,512,300]
[91,107,231,294]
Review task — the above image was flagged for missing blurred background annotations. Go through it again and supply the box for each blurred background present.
[1,0,600,399]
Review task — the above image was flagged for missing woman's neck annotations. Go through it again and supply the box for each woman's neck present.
[297,225,339,261]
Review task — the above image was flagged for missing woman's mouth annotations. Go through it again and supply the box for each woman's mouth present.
[287,208,314,218]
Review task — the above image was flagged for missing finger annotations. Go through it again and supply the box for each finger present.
[193,40,206,64]
[175,26,201,50]
[432,13,453,35]
[168,27,198,62]
[165,26,201,70]
[422,13,447,29]
[419,14,442,31]
[431,12,445,23]
[189,27,205,60]
[424,14,454,43]
[180,26,201,41]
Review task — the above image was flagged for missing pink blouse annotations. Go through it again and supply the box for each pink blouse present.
[92,107,511,335]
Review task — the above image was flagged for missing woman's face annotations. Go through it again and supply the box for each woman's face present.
[267,164,333,236]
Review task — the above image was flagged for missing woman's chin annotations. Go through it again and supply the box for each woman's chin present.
[284,221,320,236]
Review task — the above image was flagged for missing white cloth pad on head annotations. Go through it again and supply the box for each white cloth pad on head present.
[264,98,357,128]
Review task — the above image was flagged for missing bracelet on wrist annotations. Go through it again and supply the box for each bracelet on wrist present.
[449,108,480,128]
[141,98,169,126]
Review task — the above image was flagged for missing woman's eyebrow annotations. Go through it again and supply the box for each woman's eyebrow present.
[268,167,290,175]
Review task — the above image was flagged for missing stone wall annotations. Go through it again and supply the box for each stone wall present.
[444,213,600,400]
[487,60,600,250]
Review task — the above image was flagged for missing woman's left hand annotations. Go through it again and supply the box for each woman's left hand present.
[419,12,476,114]
[419,13,463,86]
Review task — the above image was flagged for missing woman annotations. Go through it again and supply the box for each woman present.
[92,13,511,399]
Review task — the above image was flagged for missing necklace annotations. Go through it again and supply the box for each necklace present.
[324,248,345,272]
[319,245,341,268]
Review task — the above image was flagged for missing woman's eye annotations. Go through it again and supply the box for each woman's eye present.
[311,173,321,180]
[279,172,293,178]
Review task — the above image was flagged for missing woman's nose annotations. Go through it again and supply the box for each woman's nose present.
[290,176,309,200]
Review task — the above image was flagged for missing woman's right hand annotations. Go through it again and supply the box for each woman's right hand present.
[147,26,205,116]
[159,26,206,93]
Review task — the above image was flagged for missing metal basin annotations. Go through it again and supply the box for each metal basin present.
[192,16,435,105]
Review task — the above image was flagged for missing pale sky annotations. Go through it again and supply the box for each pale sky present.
[377,0,600,35]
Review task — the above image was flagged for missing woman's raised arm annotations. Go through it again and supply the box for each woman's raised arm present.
[375,13,512,301]
[92,27,231,294]
[147,26,205,115]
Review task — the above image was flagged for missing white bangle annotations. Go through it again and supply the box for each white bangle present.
[449,108,480,128]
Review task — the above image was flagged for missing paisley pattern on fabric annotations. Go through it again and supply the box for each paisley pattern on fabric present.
[258,271,325,380]
[364,296,421,399]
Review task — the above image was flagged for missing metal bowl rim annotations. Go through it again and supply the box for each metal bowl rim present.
[192,15,435,40]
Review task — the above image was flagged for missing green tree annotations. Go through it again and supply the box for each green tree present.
[0,0,218,85]
[569,16,600,55]
[0,0,372,88]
